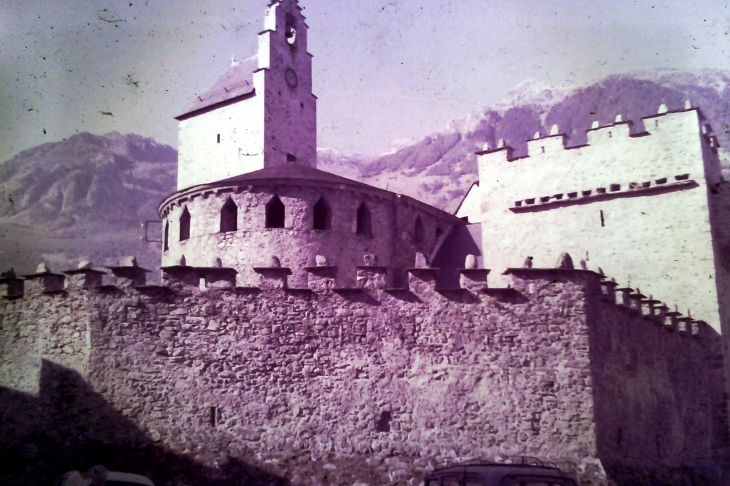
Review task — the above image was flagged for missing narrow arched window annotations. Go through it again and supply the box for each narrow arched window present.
[163,221,169,251]
[313,197,331,230]
[414,215,424,243]
[356,202,372,237]
[265,195,285,228]
[180,206,191,242]
[220,198,238,233]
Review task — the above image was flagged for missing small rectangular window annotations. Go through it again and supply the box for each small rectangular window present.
[217,134,221,143]
[609,183,620,192]
[209,406,217,426]
[600,210,605,227]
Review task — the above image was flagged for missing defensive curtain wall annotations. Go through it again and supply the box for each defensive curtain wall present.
[475,104,730,335]
[1,252,728,486]
[159,164,461,290]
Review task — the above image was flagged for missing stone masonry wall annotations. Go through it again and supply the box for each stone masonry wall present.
[587,293,728,483]
[1,267,727,485]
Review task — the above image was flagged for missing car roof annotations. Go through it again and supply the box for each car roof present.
[106,471,155,485]
[426,463,576,482]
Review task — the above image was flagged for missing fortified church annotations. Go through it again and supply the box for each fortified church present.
[2,1,730,485]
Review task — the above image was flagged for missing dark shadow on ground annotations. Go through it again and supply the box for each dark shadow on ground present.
[0,360,288,486]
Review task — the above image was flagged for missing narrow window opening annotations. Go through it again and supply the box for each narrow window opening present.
[300,102,304,108]
[540,146,545,153]
[414,215,425,243]
[209,406,218,427]
[609,131,612,138]
[265,195,286,228]
[356,202,372,237]
[285,13,297,45]
[179,206,191,242]
[287,153,297,163]
[600,210,605,227]
[163,221,169,252]
[217,133,220,143]
[435,226,444,239]
[313,197,331,230]
[655,120,659,128]
[617,428,623,447]
[220,198,238,233]
[375,411,391,432]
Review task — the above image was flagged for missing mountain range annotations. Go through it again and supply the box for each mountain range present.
[2,70,729,275]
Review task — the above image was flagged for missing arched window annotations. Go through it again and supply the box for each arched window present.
[220,198,238,233]
[356,202,372,237]
[313,197,331,230]
[163,221,169,251]
[414,215,424,243]
[265,195,285,228]
[180,206,191,242]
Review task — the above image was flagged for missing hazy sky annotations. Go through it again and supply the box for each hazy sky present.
[1,0,729,162]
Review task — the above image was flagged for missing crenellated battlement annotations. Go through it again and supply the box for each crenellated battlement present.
[1,251,713,343]
[477,102,719,163]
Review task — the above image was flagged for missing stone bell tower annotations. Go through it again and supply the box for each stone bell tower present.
[175,0,317,190]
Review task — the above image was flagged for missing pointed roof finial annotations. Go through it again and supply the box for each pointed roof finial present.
[658,104,668,114]
[684,99,692,110]
[591,121,599,129]
[614,114,622,123]
[550,124,559,135]
[533,131,541,140]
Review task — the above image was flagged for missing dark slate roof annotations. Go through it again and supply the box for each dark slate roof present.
[218,163,374,189]
[176,55,258,119]
[159,163,464,225]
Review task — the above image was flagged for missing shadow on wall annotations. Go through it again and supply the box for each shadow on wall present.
[586,306,730,485]
[431,223,482,288]
[0,359,288,486]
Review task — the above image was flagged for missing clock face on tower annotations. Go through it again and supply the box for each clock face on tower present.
[285,68,298,88]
